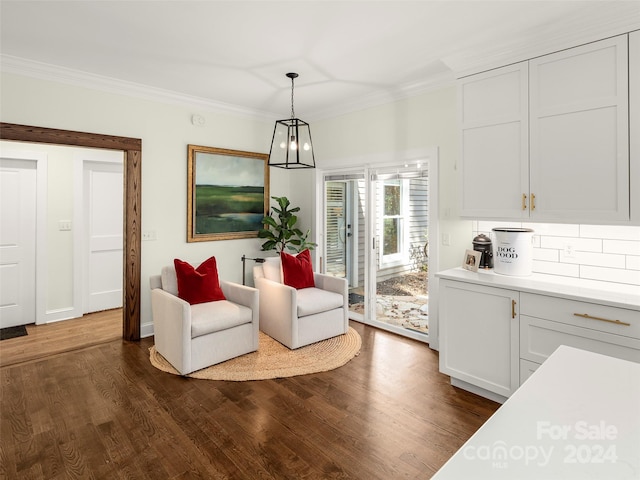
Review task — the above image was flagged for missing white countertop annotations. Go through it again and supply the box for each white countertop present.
[432,346,640,480]
[436,267,640,311]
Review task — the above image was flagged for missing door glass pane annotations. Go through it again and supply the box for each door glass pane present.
[373,174,429,337]
[384,183,400,215]
[324,176,366,319]
[325,182,347,277]
[383,218,399,255]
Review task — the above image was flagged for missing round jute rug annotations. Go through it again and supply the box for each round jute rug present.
[149,327,361,381]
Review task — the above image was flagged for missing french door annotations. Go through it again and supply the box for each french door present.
[322,162,433,342]
[324,173,367,321]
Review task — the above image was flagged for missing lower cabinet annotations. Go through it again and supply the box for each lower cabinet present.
[519,359,540,384]
[439,279,519,399]
[520,292,640,368]
[439,277,640,401]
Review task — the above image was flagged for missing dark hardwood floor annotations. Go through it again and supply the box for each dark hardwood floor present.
[0,309,122,367]
[0,321,499,479]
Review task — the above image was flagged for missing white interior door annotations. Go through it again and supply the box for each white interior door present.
[0,159,37,328]
[83,161,123,314]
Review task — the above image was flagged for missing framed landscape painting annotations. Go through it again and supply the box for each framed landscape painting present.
[187,145,270,242]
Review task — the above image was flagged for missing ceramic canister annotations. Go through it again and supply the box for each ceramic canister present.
[492,228,534,276]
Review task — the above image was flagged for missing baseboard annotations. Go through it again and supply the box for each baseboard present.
[140,321,154,339]
[43,307,82,324]
[450,377,507,404]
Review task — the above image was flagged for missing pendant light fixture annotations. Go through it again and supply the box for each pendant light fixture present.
[268,73,316,169]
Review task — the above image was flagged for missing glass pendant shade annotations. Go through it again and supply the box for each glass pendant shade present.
[269,118,315,169]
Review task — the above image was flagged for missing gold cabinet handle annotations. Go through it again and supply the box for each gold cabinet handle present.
[573,313,630,327]
[531,193,536,211]
[512,300,517,319]
[522,193,527,211]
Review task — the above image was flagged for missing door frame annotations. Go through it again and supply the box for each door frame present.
[0,122,142,341]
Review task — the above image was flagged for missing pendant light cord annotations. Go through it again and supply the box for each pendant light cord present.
[290,75,295,119]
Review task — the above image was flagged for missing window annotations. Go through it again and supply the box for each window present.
[383,181,401,256]
[379,179,408,265]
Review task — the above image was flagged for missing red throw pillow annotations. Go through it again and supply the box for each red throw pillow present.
[173,256,226,304]
[281,249,315,289]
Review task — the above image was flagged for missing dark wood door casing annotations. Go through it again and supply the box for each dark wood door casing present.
[0,122,142,341]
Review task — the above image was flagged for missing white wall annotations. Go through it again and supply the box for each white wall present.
[0,72,290,336]
[41,144,74,311]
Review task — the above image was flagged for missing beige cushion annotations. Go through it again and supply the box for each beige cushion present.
[262,257,283,283]
[296,288,344,317]
[161,266,179,296]
[190,300,252,338]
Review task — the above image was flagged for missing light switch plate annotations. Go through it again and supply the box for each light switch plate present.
[58,220,72,231]
[142,230,157,241]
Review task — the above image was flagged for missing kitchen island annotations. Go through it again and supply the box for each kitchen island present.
[432,345,640,479]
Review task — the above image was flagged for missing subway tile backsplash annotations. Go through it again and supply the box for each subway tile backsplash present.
[473,222,640,286]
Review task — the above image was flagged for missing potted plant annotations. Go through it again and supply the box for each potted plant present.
[258,196,317,253]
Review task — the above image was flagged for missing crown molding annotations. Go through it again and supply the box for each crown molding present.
[0,55,278,120]
[308,71,456,122]
[452,17,640,78]
[1,54,457,124]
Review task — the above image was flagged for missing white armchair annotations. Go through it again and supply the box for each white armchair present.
[149,265,259,375]
[253,257,348,349]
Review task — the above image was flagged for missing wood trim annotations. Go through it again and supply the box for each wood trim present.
[0,122,142,341]
[0,123,141,151]
[123,149,142,340]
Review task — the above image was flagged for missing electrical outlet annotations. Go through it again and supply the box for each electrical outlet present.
[564,242,576,258]
[142,230,157,241]
[442,233,451,246]
[532,235,541,247]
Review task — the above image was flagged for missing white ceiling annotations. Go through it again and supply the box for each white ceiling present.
[1,1,639,120]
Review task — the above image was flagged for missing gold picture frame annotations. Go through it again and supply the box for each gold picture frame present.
[187,145,270,242]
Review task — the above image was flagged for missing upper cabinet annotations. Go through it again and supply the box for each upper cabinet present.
[630,30,640,225]
[459,63,529,219]
[529,36,629,222]
[460,34,635,224]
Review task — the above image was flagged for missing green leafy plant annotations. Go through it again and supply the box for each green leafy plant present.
[258,196,317,253]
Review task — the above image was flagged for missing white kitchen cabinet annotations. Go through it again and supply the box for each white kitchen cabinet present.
[459,63,528,219]
[437,268,640,401]
[518,358,539,384]
[439,279,520,399]
[459,34,631,223]
[529,35,629,222]
[520,292,640,370]
[630,30,640,224]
